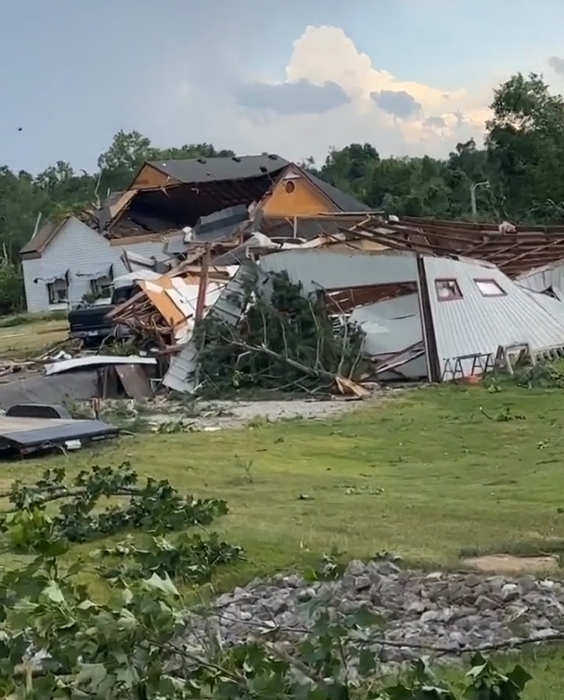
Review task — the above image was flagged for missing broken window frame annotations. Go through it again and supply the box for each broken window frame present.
[47,278,69,305]
[435,278,463,302]
[474,278,506,297]
[90,275,113,300]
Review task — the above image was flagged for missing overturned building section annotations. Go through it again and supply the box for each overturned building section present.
[105,239,564,396]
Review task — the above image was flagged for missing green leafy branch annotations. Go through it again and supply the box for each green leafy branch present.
[97,532,244,584]
[0,462,228,551]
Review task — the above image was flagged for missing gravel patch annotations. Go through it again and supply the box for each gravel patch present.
[146,392,402,430]
[180,560,564,664]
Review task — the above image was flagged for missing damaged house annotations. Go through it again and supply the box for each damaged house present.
[93,154,292,238]
[20,215,172,313]
[20,155,564,402]
[89,154,371,245]
[18,154,293,313]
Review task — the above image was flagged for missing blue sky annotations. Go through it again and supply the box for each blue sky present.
[1,0,562,173]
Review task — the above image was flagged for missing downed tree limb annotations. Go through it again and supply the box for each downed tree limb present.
[230,339,369,398]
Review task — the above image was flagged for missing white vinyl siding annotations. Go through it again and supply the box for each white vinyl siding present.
[22,217,168,313]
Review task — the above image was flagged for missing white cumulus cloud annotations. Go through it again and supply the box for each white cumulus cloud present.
[159,25,492,164]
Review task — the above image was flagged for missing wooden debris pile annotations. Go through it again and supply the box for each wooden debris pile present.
[107,248,232,352]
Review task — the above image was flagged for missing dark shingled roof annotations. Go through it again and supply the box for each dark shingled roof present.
[148,154,290,184]
[306,172,371,212]
[20,219,66,256]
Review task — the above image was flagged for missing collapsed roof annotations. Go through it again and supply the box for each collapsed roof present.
[305,215,564,278]
[97,155,291,236]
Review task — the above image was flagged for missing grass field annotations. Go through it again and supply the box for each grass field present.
[2,382,564,696]
[0,315,68,359]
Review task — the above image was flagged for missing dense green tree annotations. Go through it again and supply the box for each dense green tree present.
[486,73,564,220]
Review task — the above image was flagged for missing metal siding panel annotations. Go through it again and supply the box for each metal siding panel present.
[212,261,261,325]
[351,294,422,356]
[22,217,169,312]
[259,250,418,293]
[162,342,198,393]
[424,257,564,376]
[518,261,564,294]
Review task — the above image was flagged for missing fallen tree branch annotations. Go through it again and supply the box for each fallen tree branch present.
[0,486,140,512]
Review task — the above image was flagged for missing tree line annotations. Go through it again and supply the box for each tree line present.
[1,72,564,314]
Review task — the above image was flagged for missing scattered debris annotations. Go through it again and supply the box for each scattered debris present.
[15,153,564,414]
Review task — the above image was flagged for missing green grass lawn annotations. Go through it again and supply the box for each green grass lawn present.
[3,382,564,696]
[0,316,68,359]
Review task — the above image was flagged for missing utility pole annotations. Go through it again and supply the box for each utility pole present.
[470,181,489,220]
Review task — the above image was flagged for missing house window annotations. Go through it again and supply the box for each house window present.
[435,279,462,301]
[474,279,505,297]
[285,180,296,194]
[90,275,112,299]
[47,279,68,305]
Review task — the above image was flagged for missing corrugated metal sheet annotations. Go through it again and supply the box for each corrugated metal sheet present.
[351,294,422,356]
[423,257,564,377]
[517,260,564,295]
[521,287,564,321]
[162,341,198,393]
[211,261,261,325]
[350,294,426,380]
[259,250,418,294]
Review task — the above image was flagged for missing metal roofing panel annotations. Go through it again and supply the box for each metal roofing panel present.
[45,355,156,376]
[517,259,564,294]
[162,341,198,393]
[193,205,249,241]
[211,260,260,326]
[521,287,564,321]
[259,250,418,294]
[351,294,422,356]
[423,257,564,376]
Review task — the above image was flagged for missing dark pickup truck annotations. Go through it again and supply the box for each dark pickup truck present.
[67,285,135,346]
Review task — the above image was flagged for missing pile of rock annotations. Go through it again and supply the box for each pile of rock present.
[182,560,564,663]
